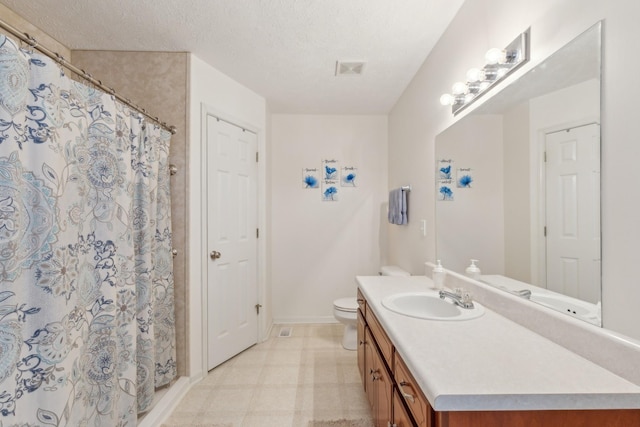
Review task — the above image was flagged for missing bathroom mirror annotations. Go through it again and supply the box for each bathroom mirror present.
[435,22,602,326]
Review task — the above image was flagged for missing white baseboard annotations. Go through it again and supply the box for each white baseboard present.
[262,321,274,342]
[138,376,191,427]
[272,316,338,324]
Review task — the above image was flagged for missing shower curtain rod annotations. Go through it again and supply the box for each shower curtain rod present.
[0,19,176,135]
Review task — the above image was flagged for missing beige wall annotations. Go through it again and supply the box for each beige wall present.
[0,3,70,59]
[72,50,189,376]
[389,0,640,341]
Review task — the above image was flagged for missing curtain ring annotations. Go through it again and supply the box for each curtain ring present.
[169,126,177,135]
[25,33,38,48]
[17,37,31,52]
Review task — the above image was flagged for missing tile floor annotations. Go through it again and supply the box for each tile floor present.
[162,324,373,427]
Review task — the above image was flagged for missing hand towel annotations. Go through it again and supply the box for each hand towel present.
[388,188,408,225]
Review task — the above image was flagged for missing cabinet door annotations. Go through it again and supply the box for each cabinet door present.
[357,312,366,388]
[393,389,416,427]
[366,327,393,427]
[364,327,376,410]
[374,348,392,427]
[375,354,393,427]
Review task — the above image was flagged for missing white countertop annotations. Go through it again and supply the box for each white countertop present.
[357,275,640,411]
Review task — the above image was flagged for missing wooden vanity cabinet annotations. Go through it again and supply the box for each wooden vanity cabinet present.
[359,296,424,427]
[357,290,640,427]
[434,409,640,427]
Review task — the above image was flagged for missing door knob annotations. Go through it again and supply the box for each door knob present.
[210,250,221,260]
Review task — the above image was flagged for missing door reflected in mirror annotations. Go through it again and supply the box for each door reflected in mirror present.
[435,22,602,326]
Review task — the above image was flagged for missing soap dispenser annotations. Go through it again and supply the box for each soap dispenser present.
[465,259,481,279]
[432,260,446,289]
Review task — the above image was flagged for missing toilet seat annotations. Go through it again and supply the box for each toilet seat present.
[333,297,358,313]
[333,265,409,351]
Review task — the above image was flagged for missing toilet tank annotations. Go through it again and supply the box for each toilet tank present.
[379,265,410,276]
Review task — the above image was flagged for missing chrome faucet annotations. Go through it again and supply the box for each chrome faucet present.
[496,285,532,299]
[513,289,532,299]
[439,289,475,309]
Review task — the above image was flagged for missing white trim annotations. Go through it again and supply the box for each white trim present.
[187,54,268,383]
[532,117,599,289]
[137,377,191,427]
[199,103,266,376]
[262,321,275,342]
[272,316,339,324]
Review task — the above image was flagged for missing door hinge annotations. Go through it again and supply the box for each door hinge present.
[544,151,547,162]
[544,226,547,237]
[256,228,259,238]
[255,303,262,315]
[256,151,259,162]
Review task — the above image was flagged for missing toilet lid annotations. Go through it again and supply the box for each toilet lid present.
[333,297,358,311]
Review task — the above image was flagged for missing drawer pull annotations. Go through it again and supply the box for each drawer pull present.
[359,339,365,346]
[357,298,365,304]
[399,381,415,403]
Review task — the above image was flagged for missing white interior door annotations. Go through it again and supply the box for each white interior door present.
[545,123,600,303]
[206,115,258,370]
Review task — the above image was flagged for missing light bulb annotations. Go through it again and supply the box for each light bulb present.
[440,93,454,106]
[496,67,508,78]
[478,81,491,91]
[485,48,506,65]
[451,82,467,95]
[464,93,474,104]
[466,68,483,82]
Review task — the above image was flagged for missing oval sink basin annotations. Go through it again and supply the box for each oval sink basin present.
[381,292,485,321]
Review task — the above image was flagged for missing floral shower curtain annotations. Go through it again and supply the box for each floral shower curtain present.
[0,33,176,426]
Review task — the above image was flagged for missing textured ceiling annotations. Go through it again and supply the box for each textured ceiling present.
[0,0,465,114]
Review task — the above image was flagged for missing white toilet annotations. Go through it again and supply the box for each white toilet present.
[333,266,410,350]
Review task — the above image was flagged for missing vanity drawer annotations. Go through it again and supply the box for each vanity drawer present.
[365,306,393,366]
[393,388,417,427]
[357,288,366,317]
[395,352,433,427]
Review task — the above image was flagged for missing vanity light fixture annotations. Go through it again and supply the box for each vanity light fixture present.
[440,29,530,114]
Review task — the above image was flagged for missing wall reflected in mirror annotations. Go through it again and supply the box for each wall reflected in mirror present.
[435,22,602,326]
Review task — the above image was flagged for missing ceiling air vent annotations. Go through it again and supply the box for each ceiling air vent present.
[335,61,366,76]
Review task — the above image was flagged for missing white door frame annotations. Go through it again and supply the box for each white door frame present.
[198,103,267,376]
[533,118,599,289]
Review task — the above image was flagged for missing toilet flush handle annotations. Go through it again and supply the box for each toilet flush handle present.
[210,250,222,260]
